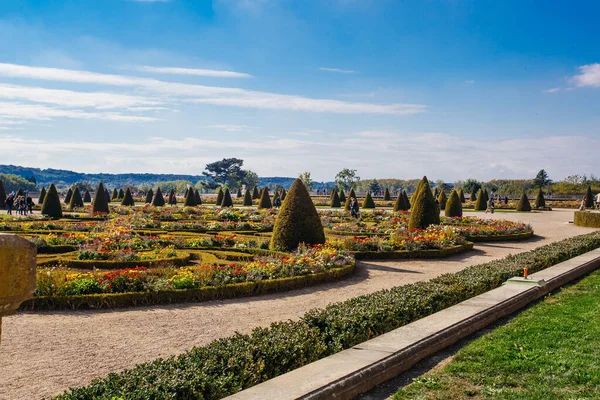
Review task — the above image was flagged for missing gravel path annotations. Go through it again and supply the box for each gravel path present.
[0,209,595,400]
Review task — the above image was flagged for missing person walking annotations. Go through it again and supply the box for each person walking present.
[595,192,600,210]
[350,197,360,218]
[486,197,495,214]
[6,194,14,215]
[579,196,587,211]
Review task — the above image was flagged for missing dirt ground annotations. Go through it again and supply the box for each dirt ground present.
[0,209,595,400]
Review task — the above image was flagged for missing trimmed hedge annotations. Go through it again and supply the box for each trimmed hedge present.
[152,187,165,207]
[221,188,234,207]
[409,176,440,229]
[0,180,5,208]
[354,242,473,260]
[216,188,224,206]
[184,188,197,207]
[83,190,91,203]
[145,189,154,204]
[458,188,465,203]
[338,189,345,203]
[252,186,260,199]
[330,190,341,208]
[437,190,447,210]
[64,187,73,204]
[586,186,594,208]
[243,188,253,206]
[474,188,487,211]
[444,189,463,217]
[465,231,534,242]
[195,189,202,205]
[92,182,109,214]
[344,188,357,211]
[534,188,545,208]
[258,187,272,209]
[574,211,600,228]
[41,184,63,218]
[53,231,600,400]
[362,192,376,209]
[38,186,46,205]
[121,188,135,206]
[69,187,84,209]
[383,188,391,201]
[22,263,355,311]
[38,251,191,270]
[516,192,532,212]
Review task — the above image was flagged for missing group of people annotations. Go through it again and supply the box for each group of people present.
[5,192,34,215]
[579,193,600,211]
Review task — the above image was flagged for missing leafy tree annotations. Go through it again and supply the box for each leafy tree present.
[534,188,546,208]
[362,192,376,209]
[383,187,391,201]
[408,177,440,229]
[0,180,5,208]
[462,179,482,199]
[437,190,448,210]
[533,169,552,188]
[152,187,165,207]
[216,188,224,206]
[258,187,272,209]
[203,158,250,188]
[41,184,63,218]
[92,182,109,213]
[445,190,463,217]
[270,179,325,251]
[330,190,341,208]
[83,190,91,203]
[38,187,46,205]
[221,188,234,207]
[242,170,259,191]
[516,192,532,212]
[69,187,84,209]
[335,168,360,191]
[0,173,36,193]
[145,189,154,204]
[243,188,253,206]
[299,172,313,191]
[369,180,381,195]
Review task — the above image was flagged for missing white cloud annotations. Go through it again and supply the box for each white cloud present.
[0,63,421,115]
[202,124,255,132]
[136,66,253,78]
[319,67,355,74]
[543,87,561,93]
[0,102,157,123]
[570,63,600,88]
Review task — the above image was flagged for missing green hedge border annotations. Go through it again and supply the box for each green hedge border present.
[574,211,600,228]
[354,242,473,260]
[21,263,355,311]
[466,230,534,242]
[37,251,191,270]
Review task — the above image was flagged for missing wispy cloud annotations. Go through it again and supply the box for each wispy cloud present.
[543,87,561,93]
[0,63,425,115]
[136,66,253,78]
[0,102,157,123]
[319,67,355,74]
[202,124,255,132]
[569,63,600,88]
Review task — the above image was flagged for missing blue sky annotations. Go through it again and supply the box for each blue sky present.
[0,0,598,181]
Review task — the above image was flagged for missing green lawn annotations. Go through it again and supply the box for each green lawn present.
[394,270,600,400]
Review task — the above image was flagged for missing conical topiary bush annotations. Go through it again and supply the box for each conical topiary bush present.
[410,179,427,207]
[483,188,489,203]
[243,188,253,206]
[216,188,224,206]
[184,188,197,207]
[280,188,287,201]
[64,187,73,204]
[118,188,125,199]
[252,186,260,200]
[270,178,325,251]
[121,188,135,206]
[393,190,407,211]
[445,190,463,218]
[168,189,176,205]
[41,184,63,218]
[586,186,594,208]
[534,188,545,208]
[362,192,376,209]
[383,188,391,201]
[458,189,466,203]
[474,189,487,211]
[330,190,341,208]
[38,186,46,205]
[344,188,357,210]
[92,182,109,213]
[433,187,439,199]
[105,189,111,203]
[83,190,91,203]
[408,176,440,229]
[16,188,24,198]
[338,189,345,203]
[112,189,118,201]
[195,189,202,205]
[437,191,447,210]
[516,192,532,212]
[236,187,242,198]
[258,187,272,209]
[221,188,234,207]
[403,190,410,209]
[152,187,165,207]
[0,180,6,208]
[145,189,154,204]
[69,187,84,209]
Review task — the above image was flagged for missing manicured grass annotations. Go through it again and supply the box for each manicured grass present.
[394,270,600,400]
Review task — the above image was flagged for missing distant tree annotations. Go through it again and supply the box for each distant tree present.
[25,175,37,185]
[299,172,314,191]
[462,179,482,197]
[203,158,253,188]
[533,169,552,188]
[0,180,5,208]
[368,180,381,195]
[242,170,259,191]
[335,168,360,191]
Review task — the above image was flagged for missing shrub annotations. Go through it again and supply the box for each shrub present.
[105,189,111,203]
[344,189,357,211]
[433,187,439,199]
[474,189,487,211]
[445,190,463,217]
[69,187,84,209]
[184,188,197,207]
[470,191,477,201]
[362,192,376,209]
[534,188,546,208]
[586,186,594,208]
[38,186,47,205]
[403,190,410,209]
[408,176,440,229]
[330,191,341,208]
[329,187,337,201]
[0,180,5,208]
[152,187,165,207]
[393,190,407,211]
[216,188,224,206]
[121,188,135,206]
[195,189,202,205]
[221,188,234,207]
[92,182,109,214]
[258,187,272,209]
[41,184,63,218]
[112,189,118,200]
[237,188,242,198]
[383,188,391,201]
[64,187,73,204]
[516,192,532,212]
[270,178,325,251]
[437,191,447,210]
[458,189,466,203]
[243,188,253,206]
[252,186,260,199]
[574,211,600,228]
[280,188,287,202]
[145,189,154,204]
[168,189,177,205]
[118,188,125,199]
[83,190,91,203]
[338,189,345,203]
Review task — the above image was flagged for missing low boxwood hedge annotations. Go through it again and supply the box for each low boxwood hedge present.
[53,231,600,400]
[22,263,355,311]
[574,211,600,228]
[354,242,473,260]
[37,251,191,270]
[465,231,534,242]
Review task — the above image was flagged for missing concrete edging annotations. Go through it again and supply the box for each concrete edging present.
[225,248,600,400]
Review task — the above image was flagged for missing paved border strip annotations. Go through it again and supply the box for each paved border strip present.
[226,248,600,400]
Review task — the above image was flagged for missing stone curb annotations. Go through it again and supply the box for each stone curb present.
[225,248,600,400]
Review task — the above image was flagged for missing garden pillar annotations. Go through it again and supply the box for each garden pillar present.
[0,234,36,343]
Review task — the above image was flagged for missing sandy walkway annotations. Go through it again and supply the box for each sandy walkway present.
[0,209,595,399]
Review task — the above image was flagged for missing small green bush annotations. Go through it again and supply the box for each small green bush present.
[362,192,376,209]
[216,188,224,206]
[121,188,135,206]
[474,189,487,211]
[152,187,165,207]
[83,190,91,203]
[383,188,391,201]
[408,176,440,229]
[258,187,272,209]
[69,187,84,209]
[516,192,532,212]
[221,188,234,207]
[534,188,546,208]
[344,189,357,211]
[330,191,341,208]
[243,188,253,206]
[574,211,600,228]
[445,190,463,217]
[41,184,63,218]
[437,191,447,210]
[64,187,73,204]
[38,186,46,205]
[145,189,154,204]
[92,182,109,213]
[184,188,197,207]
